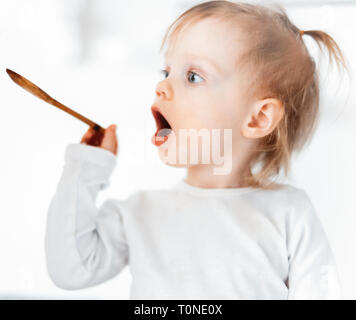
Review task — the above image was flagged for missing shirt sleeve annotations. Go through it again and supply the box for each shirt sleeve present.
[45,143,129,290]
[286,192,342,299]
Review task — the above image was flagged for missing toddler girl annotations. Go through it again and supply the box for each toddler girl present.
[45,1,347,299]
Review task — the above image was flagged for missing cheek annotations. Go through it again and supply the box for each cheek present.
[173,94,210,128]
[200,101,239,130]
[173,84,245,130]
[179,89,222,128]
[197,84,238,128]
[213,85,248,130]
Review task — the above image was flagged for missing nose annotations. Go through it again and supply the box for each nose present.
[155,80,173,100]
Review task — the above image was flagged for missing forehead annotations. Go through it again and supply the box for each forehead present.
[164,18,243,70]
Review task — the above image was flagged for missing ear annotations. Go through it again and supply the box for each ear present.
[241,98,284,139]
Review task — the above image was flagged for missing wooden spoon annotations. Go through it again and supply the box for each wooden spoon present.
[6,68,105,146]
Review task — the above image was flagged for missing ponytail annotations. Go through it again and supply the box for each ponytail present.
[300,29,349,75]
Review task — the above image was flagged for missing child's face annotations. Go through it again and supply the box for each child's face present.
[151,18,254,167]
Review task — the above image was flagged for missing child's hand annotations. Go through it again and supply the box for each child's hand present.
[80,124,118,156]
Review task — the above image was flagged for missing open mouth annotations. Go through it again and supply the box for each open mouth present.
[151,106,173,146]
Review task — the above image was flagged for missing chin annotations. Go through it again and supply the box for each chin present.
[157,144,208,169]
[157,147,188,168]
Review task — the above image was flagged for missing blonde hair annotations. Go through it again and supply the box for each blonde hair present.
[159,0,350,189]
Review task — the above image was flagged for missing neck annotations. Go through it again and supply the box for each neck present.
[185,159,253,189]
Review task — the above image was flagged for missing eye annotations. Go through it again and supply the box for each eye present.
[159,69,169,79]
[187,71,204,83]
[158,68,204,84]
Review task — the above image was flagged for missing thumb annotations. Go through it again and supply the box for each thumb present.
[101,124,117,155]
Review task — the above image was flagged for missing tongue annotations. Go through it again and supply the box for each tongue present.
[153,128,172,146]
[156,128,172,137]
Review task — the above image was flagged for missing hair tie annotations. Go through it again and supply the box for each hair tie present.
[300,30,304,36]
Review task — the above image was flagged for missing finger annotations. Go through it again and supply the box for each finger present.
[101,124,117,152]
[81,127,96,144]
[80,129,92,143]
[113,125,118,155]
[114,135,118,155]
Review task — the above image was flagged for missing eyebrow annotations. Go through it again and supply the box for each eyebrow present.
[164,53,222,73]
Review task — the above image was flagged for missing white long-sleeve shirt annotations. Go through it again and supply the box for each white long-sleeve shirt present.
[45,143,341,299]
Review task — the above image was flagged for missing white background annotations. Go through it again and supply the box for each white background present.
[0,0,355,299]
